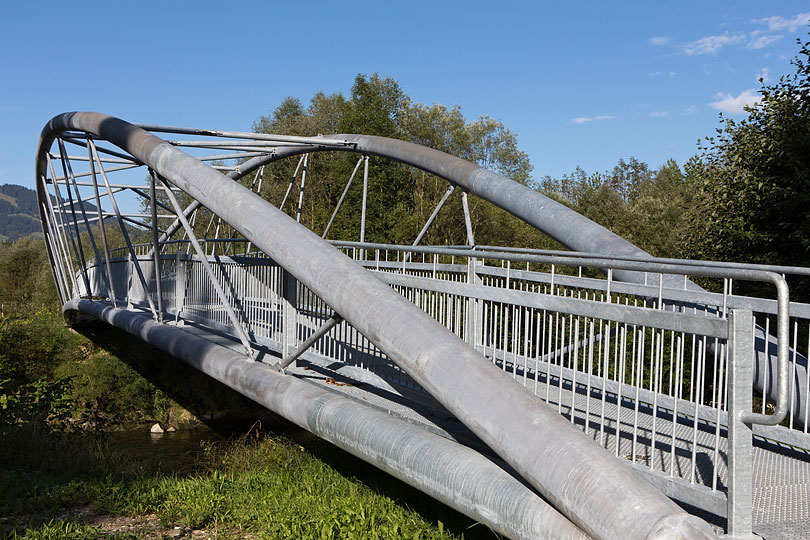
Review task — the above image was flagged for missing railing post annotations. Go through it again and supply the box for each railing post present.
[174,250,186,324]
[126,251,134,309]
[465,257,483,347]
[727,308,756,539]
[282,269,298,359]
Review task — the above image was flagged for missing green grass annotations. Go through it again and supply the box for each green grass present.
[0,428,491,540]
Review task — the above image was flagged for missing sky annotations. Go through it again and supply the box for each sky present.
[1,1,809,192]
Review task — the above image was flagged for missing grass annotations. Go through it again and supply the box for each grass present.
[0,425,493,540]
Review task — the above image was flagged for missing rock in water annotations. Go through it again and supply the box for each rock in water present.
[150,423,164,433]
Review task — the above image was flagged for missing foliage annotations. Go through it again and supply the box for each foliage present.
[250,73,554,250]
[0,237,178,429]
[0,238,59,312]
[682,33,810,296]
[540,157,690,257]
[0,310,156,429]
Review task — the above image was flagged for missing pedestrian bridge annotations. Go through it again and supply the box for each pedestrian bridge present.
[36,112,810,539]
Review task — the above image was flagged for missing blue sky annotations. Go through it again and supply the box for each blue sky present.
[2,1,809,191]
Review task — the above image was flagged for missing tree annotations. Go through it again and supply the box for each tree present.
[252,74,545,249]
[539,158,689,257]
[0,238,59,312]
[683,32,810,282]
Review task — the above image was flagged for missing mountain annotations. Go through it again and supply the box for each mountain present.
[0,183,137,244]
[0,184,42,242]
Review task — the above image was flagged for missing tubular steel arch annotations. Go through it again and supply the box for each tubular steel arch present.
[36,112,720,539]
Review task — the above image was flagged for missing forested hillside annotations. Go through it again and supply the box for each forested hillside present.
[0,184,41,242]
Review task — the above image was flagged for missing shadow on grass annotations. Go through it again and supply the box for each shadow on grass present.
[72,322,501,539]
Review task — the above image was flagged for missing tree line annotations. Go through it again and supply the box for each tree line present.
[244,31,809,293]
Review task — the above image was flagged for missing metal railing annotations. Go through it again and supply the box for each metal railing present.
[77,236,796,536]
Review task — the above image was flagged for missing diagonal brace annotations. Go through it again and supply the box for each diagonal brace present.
[278,313,343,371]
[157,174,255,359]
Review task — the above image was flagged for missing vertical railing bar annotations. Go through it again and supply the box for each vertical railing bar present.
[523,303,530,387]
[502,302,509,373]
[763,318,770,414]
[534,307,542,395]
[805,320,810,432]
[632,325,644,465]
[600,320,610,448]
[571,316,579,422]
[669,333,683,476]
[512,302,519,378]
[548,311,558,398]
[616,314,627,458]
[558,315,567,410]
[790,320,798,427]
[668,330,675,397]
[711,336,722,491]
[585,319,594,436]
[691,336,705,484]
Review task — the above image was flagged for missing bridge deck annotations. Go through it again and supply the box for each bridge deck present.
[170,315,809,539]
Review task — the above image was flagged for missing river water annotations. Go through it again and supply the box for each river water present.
[104,427,227,475]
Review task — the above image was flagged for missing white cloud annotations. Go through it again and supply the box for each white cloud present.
[572,115,615,124]
[649,36,670,46]
[682,105,698,115]
[757,67,770,83]
[650,111,668,118]
[682,32,745,55]
[753,12,810,32]
[748,33,783,49]
[709,89,762,114]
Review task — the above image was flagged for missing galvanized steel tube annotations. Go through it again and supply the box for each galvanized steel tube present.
[63,298,589,540]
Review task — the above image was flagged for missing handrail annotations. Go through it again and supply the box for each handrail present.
[92,235,795,429]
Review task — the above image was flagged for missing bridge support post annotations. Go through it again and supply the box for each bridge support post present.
[727,309,757,539]
[282,269,298,359]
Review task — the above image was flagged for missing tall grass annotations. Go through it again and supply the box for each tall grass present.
[1,427,490,539]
